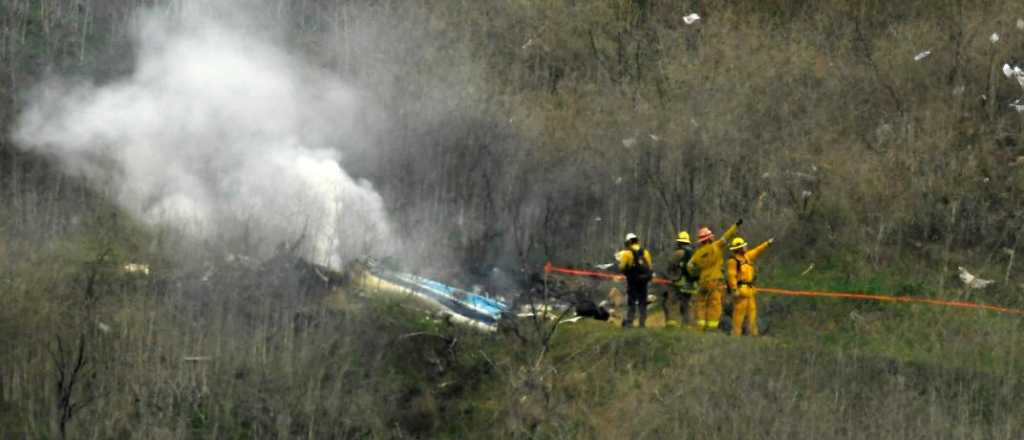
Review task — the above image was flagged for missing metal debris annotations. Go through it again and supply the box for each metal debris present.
[958,266,994,290]
[122,263,150,275]
[683,13,701,25]
[913,50,931,61]
[1003,63,1024,88]
[1011,98,1024,113]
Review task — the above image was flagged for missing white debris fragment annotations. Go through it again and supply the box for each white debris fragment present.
[521,38,534,50]
[614,176,623,185]
[1001,63,1024,112]
[122,263,150,275]
[913,50,931,61]
[990,33,1000,44]
[800,263,815,276]
[683,13,701,25]
[952,85,965,95]
[1010,98,1024,113]
[649,134,660,141]
[594,216,603,222]
[595,263,615,270]
[958,266,994,290]
[622,137,637,148]
[559,316,584,324]
[97,321,111,334]
[801,190,813,199]
[1018,18,1024,30]
[1004,63,1024,88]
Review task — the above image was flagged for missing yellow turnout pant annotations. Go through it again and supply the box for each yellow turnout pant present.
[731,286,758,336]
[694,279,724,330]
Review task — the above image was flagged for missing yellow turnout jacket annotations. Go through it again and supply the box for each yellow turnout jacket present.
[686,223,740,285]
[727,240,771,292]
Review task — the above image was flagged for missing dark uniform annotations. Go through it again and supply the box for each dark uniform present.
[619,234,653,328]
[664,244,697,324]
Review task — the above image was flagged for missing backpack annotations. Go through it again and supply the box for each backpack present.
[728,256,754,295]
[628,248,653,283]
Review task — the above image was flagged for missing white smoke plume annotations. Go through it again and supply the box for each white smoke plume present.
[13,5,392,268]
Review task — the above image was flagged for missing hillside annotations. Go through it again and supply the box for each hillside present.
[2,0,1024,438]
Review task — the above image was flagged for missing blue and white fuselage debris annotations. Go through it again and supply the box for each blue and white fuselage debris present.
[357,267,509,332]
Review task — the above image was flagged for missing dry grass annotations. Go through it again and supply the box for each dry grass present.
[3,1,1024,438]
[456,315,1024,439]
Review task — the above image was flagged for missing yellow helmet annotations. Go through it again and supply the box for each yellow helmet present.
[730,237,748,251]
[676,231,691,244]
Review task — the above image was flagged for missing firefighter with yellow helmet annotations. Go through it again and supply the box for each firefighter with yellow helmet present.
[727,236,774,336]
[686,220,742,330]
[663,230,698,325]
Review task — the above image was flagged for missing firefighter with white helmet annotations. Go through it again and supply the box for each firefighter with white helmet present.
[618,232,653,328]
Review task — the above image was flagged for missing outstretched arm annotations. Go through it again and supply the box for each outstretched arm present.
[715,221,742,251]
[747,238,774,261]
[721,221,741,242]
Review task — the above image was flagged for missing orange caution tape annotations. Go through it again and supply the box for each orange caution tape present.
[543,263,1024,317]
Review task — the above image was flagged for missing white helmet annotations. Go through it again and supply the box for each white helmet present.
[625,232,638,242]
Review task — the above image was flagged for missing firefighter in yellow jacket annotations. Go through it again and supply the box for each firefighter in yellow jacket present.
[618,233,654,328]
[686,220,742,330]
[727,236,773,336]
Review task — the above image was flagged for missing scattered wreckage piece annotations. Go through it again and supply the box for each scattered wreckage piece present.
[350,263,510,332]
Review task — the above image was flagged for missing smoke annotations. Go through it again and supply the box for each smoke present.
[13,4,392,267]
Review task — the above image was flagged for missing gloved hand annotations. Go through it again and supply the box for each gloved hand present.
[736,218,743,226]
